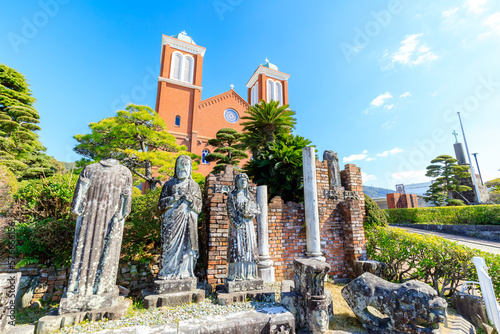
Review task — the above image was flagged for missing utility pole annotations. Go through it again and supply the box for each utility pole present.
[458,112,481,204]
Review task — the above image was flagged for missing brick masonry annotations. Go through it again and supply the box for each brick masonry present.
[201,160,367,286]
[386,193,419,209]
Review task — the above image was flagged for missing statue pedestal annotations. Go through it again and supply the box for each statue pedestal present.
[143,278,205,309]
[59,286,119,314]
[225,278,263,293]
[36,297,131,334]
[216,279,275,306]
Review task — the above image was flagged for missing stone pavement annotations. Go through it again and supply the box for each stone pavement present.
[392,225,500,255]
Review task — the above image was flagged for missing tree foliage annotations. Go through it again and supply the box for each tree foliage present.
[244,134,312,203]
[0,63,59,179]
[364,194,388,230]
[205,128,248,174]
[485,178,500,203]
[424,155,471,206]
[241,100,296,156]
[0,164,18,214]
[74,104,199,189]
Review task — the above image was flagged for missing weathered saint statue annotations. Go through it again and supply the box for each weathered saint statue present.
[60,159,132,313]
[158,155,202,279]
[227,173,260,281]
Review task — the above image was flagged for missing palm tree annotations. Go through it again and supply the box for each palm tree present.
[240,100,296,156]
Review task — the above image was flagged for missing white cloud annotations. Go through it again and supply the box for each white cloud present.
[400,92,411,98]
[343,150,369,163]
[366,157,375,162]
[370,92,393,107]
[387,34,438,67]
[376,147,404,158]
[381,120,397,128]
[442,7,459,17]
[464,0,488,14]
[391,170,429,184]
[362,172,377,183]
[384,104,394,110]
[480,12,500,37]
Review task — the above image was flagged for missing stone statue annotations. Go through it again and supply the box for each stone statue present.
[226,173,260,281]
[342,273,447,334]
[158,155,202,280]
[323,150,341,188]
[60,159,132,313]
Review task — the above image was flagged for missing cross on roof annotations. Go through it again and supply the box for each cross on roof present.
[452,130,459,143]
[265,57,269,63]
[180,30,187,35]
[230,84,234,90]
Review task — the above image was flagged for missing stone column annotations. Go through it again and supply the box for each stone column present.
[256,185,275,283]
[302,147,325,261]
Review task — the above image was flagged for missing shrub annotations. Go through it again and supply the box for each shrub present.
[385,205,500,225]
[121,188,162,261]
[13,174,78,221]
[364,195,388,230]
[366,226,500,297]
[0,165,18,214]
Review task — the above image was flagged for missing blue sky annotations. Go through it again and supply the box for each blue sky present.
[1,0,499,189]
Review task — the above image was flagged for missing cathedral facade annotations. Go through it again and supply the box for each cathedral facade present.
[154,32,290,175]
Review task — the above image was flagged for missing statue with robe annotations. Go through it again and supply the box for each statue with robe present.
[226,173,260,281]
[60,159,132,313]
[157,155,202,280]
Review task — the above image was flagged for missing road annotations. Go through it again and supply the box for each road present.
[390,225,500,256]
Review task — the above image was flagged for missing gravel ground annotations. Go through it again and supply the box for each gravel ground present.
[55,283,283,334]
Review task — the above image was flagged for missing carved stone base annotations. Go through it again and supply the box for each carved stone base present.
[258,266,275,284]
[143,289,205,309]
[216,288,275,306]
[59,286,119,314]
[225,278,263,293]
[3,325,35,334]
[36,297,131,334]
[153,277,197,294]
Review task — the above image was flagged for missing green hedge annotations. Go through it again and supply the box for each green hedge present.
[366,226,500,297]
[385,205,500,225]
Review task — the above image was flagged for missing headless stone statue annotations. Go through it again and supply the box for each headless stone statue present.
[323,150,341,188]
[157,155,202,279]
[60,159,132,314]
[226,173,260,281]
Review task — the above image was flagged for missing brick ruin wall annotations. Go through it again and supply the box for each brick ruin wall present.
[386,193,419,209]
[200,161,367,286]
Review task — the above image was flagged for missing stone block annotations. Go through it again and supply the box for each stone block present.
[451,292,494,334]
[143,289,205,309]
[36,298,131,334]
[225,278,263,293]
[216,289,275,306]
[153,277,197,294]
[59,286,119,314]
[3,325,35,334]
[1,272,21,333]
[353,260,386,278]
[258,267,275,284]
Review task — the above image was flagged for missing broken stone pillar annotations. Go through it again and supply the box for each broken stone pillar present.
[256,185,275,283]
[281,259,331,333]
[302,147,324,261]
[1,272,21,333]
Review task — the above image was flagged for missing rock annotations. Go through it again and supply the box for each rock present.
[352,260,386,278]
[117,285,129,297]
[451,292,493,334]
[30,301,41,309]
[342,272,447,334]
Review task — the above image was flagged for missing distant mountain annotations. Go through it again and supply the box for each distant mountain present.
[363,185,394,199]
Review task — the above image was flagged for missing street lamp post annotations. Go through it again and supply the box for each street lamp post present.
[458,112,481,204]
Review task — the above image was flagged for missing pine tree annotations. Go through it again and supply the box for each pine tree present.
[0,63,58,178]
[424,155,471,206]
[205,128,248,174]
[74,104,198,189]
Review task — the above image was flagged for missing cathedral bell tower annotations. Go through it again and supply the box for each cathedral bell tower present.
[155,31,206,151]
[246,58,290,106]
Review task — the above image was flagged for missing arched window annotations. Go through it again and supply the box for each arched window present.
[170,52,182,80]
[183,55,194,84]
[275,81,283,106]
[175,115,181,126]
[202,149,210,164]
[267,79,274,102]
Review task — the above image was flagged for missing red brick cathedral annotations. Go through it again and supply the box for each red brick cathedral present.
[155,31,290,175]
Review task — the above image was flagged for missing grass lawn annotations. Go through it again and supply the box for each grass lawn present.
[326,282,366,333]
